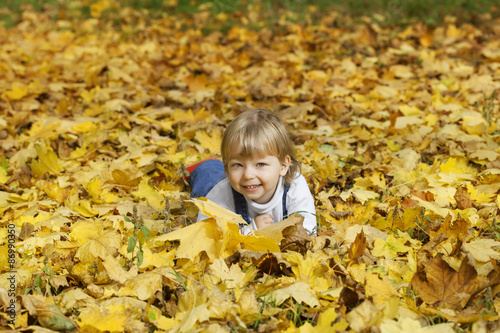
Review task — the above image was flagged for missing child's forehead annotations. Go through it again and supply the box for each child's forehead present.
[228,142,274,159]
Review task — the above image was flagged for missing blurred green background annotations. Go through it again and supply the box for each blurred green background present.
[1,0,498,29]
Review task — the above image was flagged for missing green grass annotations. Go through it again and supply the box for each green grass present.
[1,0,499,29]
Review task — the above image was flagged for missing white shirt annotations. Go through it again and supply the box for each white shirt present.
[197,173,317,235]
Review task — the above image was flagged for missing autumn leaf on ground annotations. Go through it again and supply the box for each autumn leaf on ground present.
[463,238,500,263]
[261,281,320,308]
[74,230,122,265]
[252,252,287,276]
[22,295,76,331]
[429,214,469,240]
[30,144,63,177]
[348,229,367,260]
[195,129,222,154]
[455,186,474,209]
[279,216,311,253]
[411,254,486,310]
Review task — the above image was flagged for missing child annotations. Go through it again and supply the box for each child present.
[188,108,316,235]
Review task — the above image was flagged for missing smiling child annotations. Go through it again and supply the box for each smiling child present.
[188,108,316,235]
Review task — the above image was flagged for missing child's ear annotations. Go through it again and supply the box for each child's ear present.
[280,156,291,176]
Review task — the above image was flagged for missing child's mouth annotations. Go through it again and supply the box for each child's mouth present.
[243,184,261,191]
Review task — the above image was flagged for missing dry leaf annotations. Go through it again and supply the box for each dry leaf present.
[348,229,367,260]
[412,254,486,310]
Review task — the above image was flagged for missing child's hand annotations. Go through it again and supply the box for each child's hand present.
[255,214,274,229]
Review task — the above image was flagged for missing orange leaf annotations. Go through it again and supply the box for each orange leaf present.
[454,186,473,210]
[348,230,367,260]
[411,254,486,310]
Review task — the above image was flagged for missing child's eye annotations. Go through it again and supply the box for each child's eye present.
[257,163,266,167]
[232,163,243,168]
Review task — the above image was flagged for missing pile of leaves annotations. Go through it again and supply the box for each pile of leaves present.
[1,1,500,331]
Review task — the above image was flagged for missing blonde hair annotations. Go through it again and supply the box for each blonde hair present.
[221,108,300,184]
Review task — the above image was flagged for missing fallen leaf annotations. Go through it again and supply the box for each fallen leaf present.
[263,281,320,308]
[411,254,486,310]
[348,229,367,260]
[454,186,473,209]
[22,295,76,331]
[30,144,63,177]
[463,239,500,262]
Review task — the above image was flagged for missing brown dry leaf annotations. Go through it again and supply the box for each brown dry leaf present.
[348,229,367,260]
[279,219,311,254]
[430,214,470,240]
[455,186,474,210]
[412,254,486,310]
[19,222,35,241]
[252,252,287,276]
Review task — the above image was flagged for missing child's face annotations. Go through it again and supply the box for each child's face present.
[227,149,290,204]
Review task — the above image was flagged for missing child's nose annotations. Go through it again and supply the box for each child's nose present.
[243,167,255,179]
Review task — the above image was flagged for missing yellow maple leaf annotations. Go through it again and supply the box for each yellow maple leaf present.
[399,105,424,116]
[346,300,385,332]
[340,188,380,204]
[71,121,98,134]
[205,258,254,289]
[387,140,402,152]
[153,219,221,261]
[463,239,500,262]
[284,251,330,291]
[365,273,399,306]
[466,183,495,204]
[154,199,280,261]
[195,129,222,154]
[102,254,138,284]
[121,266,178,300]
[236,288,260,324]
[130,243,175,270]
[72,199,99,217]
[132,178,165,211]
[146,306,179,331]
[75,231,122,264]
[372,235,411,259]
[172,108,211,125]
[254,214,305,243]
[391,206,423,231]
[87,176,119,204]
[439,156,476,175]
[381,317,455,333]
[69,220,103,245]
[174,303,211,332]
[31,144,63,177]
[77,308,128,332]
[262,281,320,308]
[192,198,280,252]
[41,181,70,204]
[2,84,29,100]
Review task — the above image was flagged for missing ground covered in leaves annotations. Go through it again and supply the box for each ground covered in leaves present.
[1,1,500,332]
